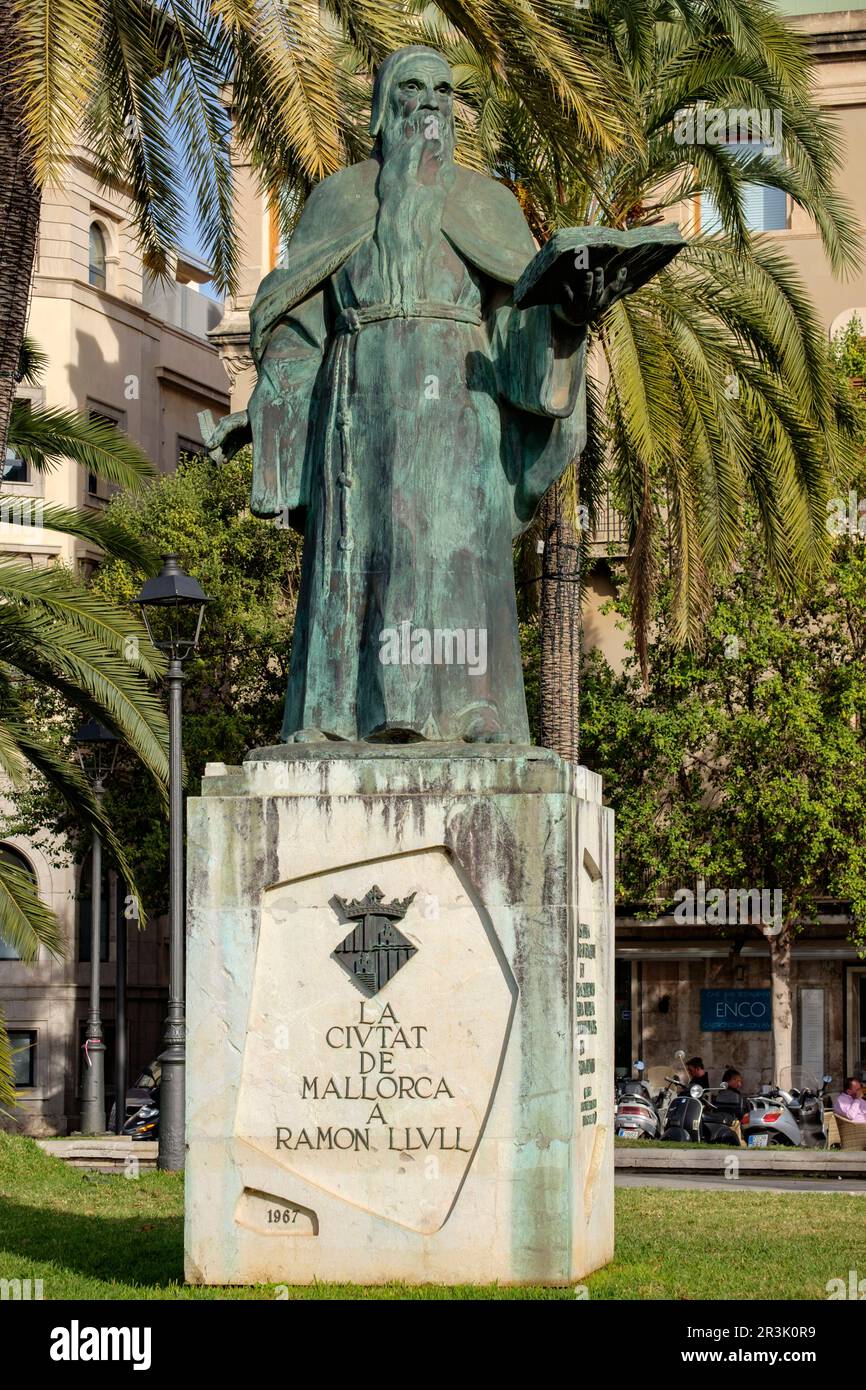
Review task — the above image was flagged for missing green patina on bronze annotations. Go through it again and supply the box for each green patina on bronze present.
[208,45,683,746]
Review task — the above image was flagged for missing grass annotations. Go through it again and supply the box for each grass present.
[0,1132,862,1300]
[614,1138,845,1151]
[615,1138,742,1149]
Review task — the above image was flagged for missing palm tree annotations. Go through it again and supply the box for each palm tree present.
[0,0,633,460]
[495,0,862,1086]
[489,0,860,761]
[0,341,169,1106]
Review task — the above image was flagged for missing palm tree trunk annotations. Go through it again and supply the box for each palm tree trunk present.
[769,930,793,1088]
[0,4,42,457]
[539,481,583,762]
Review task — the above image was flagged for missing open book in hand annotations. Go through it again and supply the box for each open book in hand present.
[514,224,685,320]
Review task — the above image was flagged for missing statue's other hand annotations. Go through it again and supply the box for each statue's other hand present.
[199,408,252,465]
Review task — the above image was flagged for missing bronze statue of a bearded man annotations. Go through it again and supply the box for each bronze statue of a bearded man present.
[209,45,681,745]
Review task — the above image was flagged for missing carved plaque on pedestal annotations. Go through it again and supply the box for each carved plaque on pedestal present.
[234,849,517,1235]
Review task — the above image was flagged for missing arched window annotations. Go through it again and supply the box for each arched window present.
[0,844,38,960]
[77,849,109,962]
[88,222,107,289]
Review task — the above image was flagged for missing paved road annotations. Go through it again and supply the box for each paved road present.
[616,1171,866,1194]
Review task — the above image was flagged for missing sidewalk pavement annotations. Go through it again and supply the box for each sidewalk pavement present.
[35,1136,159,1173]
[616,1145,865,1178]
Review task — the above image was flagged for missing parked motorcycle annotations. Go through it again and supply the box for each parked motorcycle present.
[121,1092,160,1141]
[661,1080,740,1144]
[742,1070,832,1148]
[615,1061,661,1140]
[108,1059,161,1132]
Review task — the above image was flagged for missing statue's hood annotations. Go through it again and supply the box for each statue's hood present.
[250,159,537,361]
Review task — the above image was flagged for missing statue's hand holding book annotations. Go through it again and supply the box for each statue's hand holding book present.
[514,224,685,325]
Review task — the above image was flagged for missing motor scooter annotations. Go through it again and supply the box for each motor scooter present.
[614,1060,661,1140]
[742,1070,831,1148]
[661,1081,740,1144]
[122,1094,159,1141]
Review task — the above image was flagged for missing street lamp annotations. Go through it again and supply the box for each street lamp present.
[74,718,119,1135]
[134,555,211,1172]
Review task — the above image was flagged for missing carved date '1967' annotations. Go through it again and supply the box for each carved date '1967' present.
[267,1207,299,1225]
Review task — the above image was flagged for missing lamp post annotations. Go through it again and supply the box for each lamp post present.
[114,868,129,1135]
[135,554,210,1172]
[74,718,119,1135]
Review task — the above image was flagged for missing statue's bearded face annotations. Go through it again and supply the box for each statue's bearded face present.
[381,56,455,168]
[373,52,456,301]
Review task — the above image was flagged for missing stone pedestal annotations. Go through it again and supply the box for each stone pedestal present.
[185,745,614,1286]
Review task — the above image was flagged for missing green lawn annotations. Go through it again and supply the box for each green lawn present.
[0,1132,862,1299]
[615,1138,742,1149]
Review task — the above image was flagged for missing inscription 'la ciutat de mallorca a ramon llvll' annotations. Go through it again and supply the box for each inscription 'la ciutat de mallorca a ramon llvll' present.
[273,886,472,1157]
[185,42,679,1286]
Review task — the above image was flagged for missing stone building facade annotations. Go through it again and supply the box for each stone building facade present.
[1,147,230,1134]
[614,909,862,1088]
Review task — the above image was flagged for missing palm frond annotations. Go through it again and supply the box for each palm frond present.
[11,0,103,183]
[0,563,165,681]
[0,498,160,572]
[84,0,186,278]
[161,0,237,295]
[0,1010,13,1109]
[0,859,63,963]
[8,404,155,492]
[8,714,152,921]
[0,622,170,791]
[578,358,610,541]
[0,716,30,787]
[16,337,48,386]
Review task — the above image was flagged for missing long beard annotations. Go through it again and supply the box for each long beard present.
[374,110,456,306]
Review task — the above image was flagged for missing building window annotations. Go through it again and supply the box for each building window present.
[8,1030,37,1088]
[3,400,30,484]
[85,402,125,501]
[2,450,29,485]
[615,958,633,1075]
[177,435,206,463]
[77,849,110,962]
[700,143,788,234]
[88,223,107,289]
[0,844,38,960]
[78,556,101,584]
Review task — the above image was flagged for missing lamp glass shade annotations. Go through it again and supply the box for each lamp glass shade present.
[134,554,210,658]
[73,718,119,784]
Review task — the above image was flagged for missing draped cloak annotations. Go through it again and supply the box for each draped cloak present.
[248,158,588,744]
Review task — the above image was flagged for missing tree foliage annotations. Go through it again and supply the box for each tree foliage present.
[505,0,861,693]
[579,504,866,949]
[0,346,171,1106]
[11,451,302,914]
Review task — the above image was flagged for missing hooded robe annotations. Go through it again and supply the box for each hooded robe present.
[248,158,587,743]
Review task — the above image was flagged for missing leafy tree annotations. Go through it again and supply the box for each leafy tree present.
[501,0,861,759]
[579,505,866,1083]
[10,450,302,913]
[830,313,866,391]
[0,343,170,1106]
